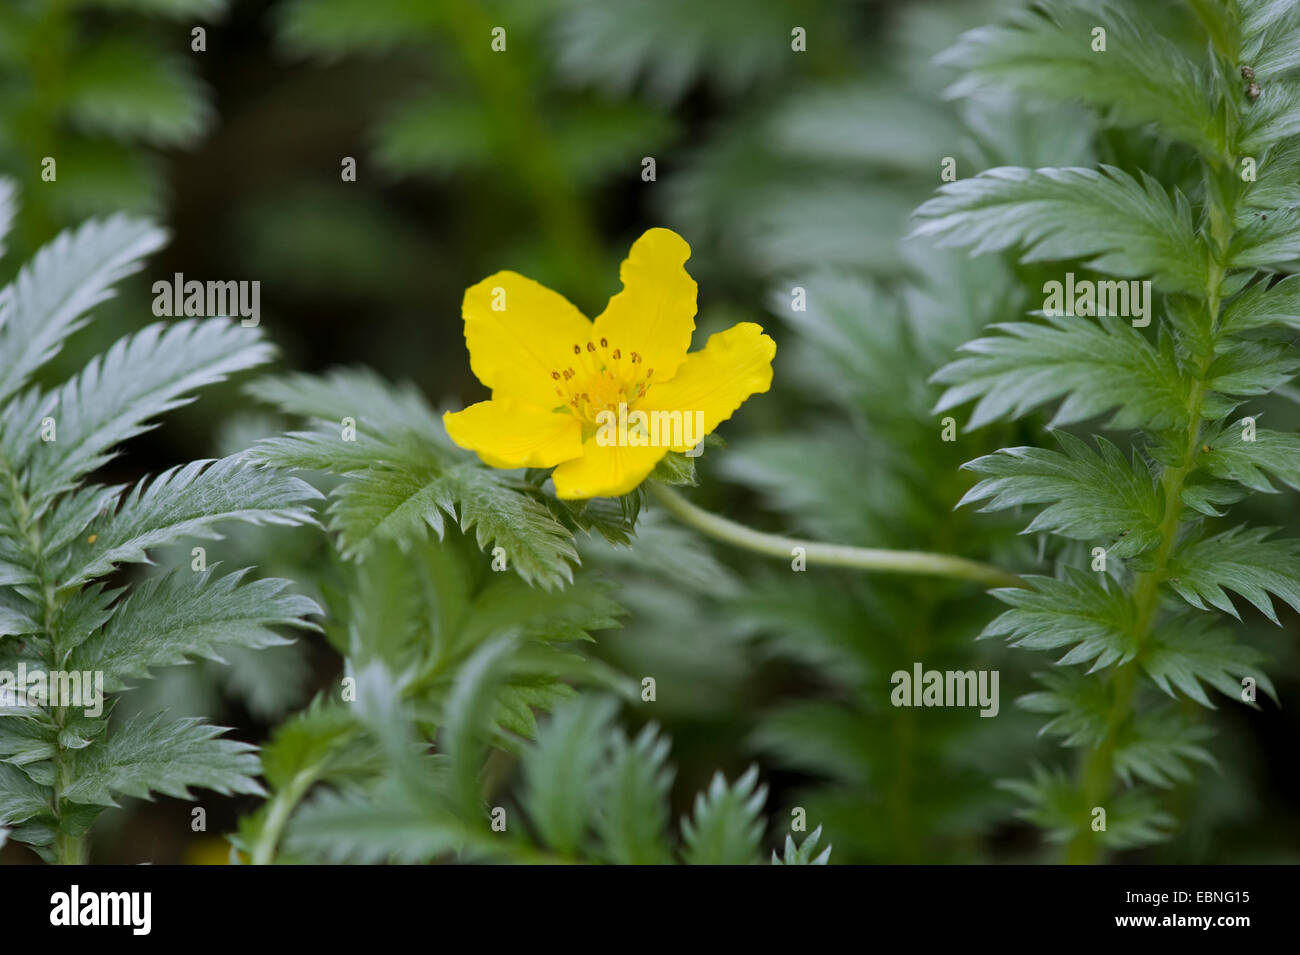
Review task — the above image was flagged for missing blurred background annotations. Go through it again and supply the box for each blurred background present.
[1,0,1297,864]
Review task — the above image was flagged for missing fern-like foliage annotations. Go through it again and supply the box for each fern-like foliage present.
[246,368,615,590]
[640,1,1073,863]
[272,667,824,865]
[916,0,1299,860]
[0,193,320,862]
[0,0,226,252]
[231,510,638,862]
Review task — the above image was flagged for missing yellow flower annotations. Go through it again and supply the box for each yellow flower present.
[443,228,776,499]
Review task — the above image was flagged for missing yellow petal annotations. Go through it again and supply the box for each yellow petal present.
[636,322,776,451]
[443,398,583,469]
[463,271,593,409]
[551,439,670,499]
[592,228,697,382]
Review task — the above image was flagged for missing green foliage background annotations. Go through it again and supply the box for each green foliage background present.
[2,0,1298,864]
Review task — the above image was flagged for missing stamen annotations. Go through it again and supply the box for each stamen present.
[600,337,608,347]
[551,371,560,380]
[612,348,620,359]
[586,342,596,352]
[573,344,581,355]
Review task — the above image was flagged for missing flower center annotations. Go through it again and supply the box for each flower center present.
[550,337,655,425]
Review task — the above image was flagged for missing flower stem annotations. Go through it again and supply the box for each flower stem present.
[647,483,1023,589]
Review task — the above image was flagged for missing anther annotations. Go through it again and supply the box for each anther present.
[573,344,581,355]
[586,342,596,352]
[551,371,560,380]
[600,337,608,347]
[612,348,621,359]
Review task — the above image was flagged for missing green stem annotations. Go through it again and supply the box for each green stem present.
[647,483,1023,589]
[1,448,82,864]
[54,830,86,866]
[1064,131,1238,865]
[250,768,320,866]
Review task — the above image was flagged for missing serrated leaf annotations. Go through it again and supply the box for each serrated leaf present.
[772,824,831,865]
[63,39,211,147]
[520,695,617,857]
[1205,339,1300,398]
[1167,526,1300,624]
[286,785,463,864]
[597,721,674,865]
[0,604,39,638]
[999,763,1174,849]
[439,636,516,819]
[1221,274,1300,335]
[912,165,1207,295]
[430,465,580,591]
[931,314,1189,430]
[553,0,793,103]
[0,215,167,404]
[984,568,1137,669]
[681,765,767,865]
[27,320,275,506]
[1113,709,1215,788]
[939,1,1217,154]
[1240,78,1300,151]
[69,568,320,688]
[456,575,623,646]
[259,698,359,791]
[960,433,1164,558]
[63,714,263,807]
[0,760,51,825]
[246,368,447,442]
[1142,617,1275,707]
[250,370,578,589]
[59,456,321,590]
[1201,422,1300,493]
[648,450,698,486]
